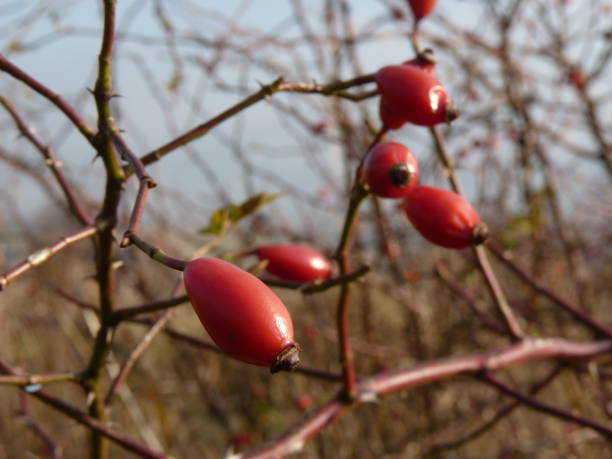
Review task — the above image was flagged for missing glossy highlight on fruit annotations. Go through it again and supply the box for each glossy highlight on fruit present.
[364,142,419,198]
[407,0,438,22]
[376,65,456,127]
[256,244,332,283]
[402,186,488,249]
[183,258,299,372]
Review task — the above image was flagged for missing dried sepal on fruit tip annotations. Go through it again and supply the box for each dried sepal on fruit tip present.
[472,223,489,246]
[270,343,301,374]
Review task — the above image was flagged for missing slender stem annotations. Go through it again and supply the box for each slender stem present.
[18,393,63,459]
[434,261,507,334]
[0,54,97,143]
[430,125,525,340]
[487,242,612,338]
[0,372,79,386]
[137,74,376,169]
[261,265,370,294]
[113,296,189,322]
[105,310,175,405]
[334,184,369,401]
[0,225,99,291]
[127,233,188,271]
[482,372,612,438]
[332,126,389,401]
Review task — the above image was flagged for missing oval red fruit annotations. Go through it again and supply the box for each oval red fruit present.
[364,142,419,198]
[407,0,438,22]
[376,65,455,126]
[402,186,488,249]
[183,258,299,372]
[256,244,332,283]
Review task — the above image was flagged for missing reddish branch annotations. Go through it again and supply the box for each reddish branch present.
[333,127,388,400]
[0,54,96,143]
[245,338,612,457]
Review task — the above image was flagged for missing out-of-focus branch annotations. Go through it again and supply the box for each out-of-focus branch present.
[0,96,93,226]
[0,225,99,291]
[487,241,612,338]
[0,359,167,458]
[434,261,508,335]
[105,310,175,405]
[430,125,525,340]
[245,338,612,457]
[482,372,612,438]
[428,365,563,453]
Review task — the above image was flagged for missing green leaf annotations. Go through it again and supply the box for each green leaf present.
[200,193,281,235]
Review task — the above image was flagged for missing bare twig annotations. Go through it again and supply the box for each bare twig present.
[482,372,612,438]
[0,95,93,226]
[0,54,96,143]
[430,125,525,340]
[487,242,612,338]
[137,74,376,169]
[0,225,99,291]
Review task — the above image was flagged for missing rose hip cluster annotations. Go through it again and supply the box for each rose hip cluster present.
[181,0,485,374]
[367,1,488,251]
[363,142,487,250]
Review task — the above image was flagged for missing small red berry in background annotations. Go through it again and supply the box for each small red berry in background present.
[402,186,488,249]
[383,240,402,259]
[256,244,332,283]
[376,65,457,127]
[566,68,586,91]
[231,433,252,452]
[407,0,438,22]
[296,394,314,411]
[311,122,328,135]
[183,258,299,372]
[363,142,419,198]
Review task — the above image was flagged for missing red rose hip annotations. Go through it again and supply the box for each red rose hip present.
[376,65,457,127]
[402,186,488,249]
[407,0,438,22]
[183,258,299,372]
[256,244,332,283]
[364,142,419,198]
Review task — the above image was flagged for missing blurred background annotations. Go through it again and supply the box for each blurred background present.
[1,0,611,457]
